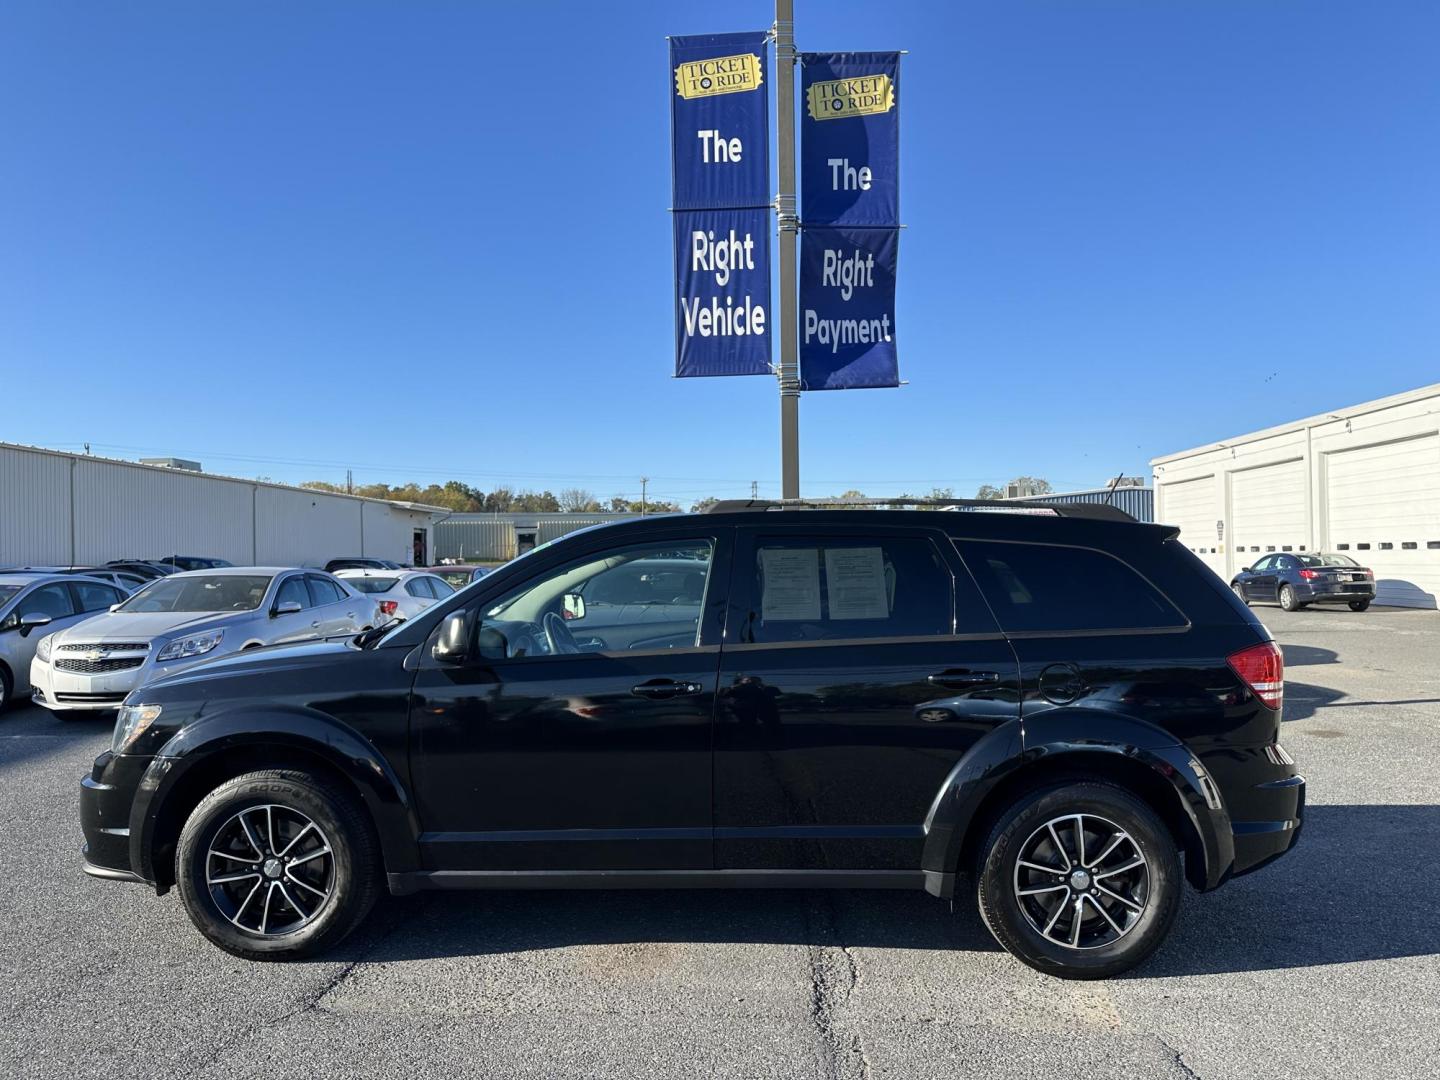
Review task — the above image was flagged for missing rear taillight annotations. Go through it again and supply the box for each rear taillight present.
[1298,569,1319,579]
[378,600,398,616]
[1228,641,1284,710]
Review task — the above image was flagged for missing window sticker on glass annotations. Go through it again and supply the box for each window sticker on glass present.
[760,547,822,621]
[824,547,889,619]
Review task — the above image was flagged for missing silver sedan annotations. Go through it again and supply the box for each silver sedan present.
[29,567,377,713]
[0,572,130,710]
[334,569,456,624]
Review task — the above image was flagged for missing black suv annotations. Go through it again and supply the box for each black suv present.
[81,503,1303,978]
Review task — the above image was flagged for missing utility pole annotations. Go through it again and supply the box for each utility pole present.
[774,0,800,500]
[640,476,649,516]
[751,479,759,500]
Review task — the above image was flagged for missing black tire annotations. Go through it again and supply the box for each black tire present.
[1348,599,1371,612]
[176,769,380,960]
[975,781,1182,980]
[1279,584,1304,612]
[0,664,11,712]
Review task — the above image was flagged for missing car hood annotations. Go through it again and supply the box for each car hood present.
[56,609,252,643]
[141,637,363,694]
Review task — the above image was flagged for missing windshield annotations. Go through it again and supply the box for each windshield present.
[120,574,273,612]
[1298,553,1360,568]
[347,577,400,594]
[433,570,475,589]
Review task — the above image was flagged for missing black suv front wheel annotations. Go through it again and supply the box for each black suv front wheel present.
[976,781,1181,979]
[176,769,380,960]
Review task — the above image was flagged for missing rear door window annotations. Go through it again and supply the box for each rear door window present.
[741,534,955,643]
[405,578,433,599]
[953,540,1186,633]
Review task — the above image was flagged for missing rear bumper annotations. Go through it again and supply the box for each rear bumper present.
[1230,773,1305,877]
[1294,583,1374,603]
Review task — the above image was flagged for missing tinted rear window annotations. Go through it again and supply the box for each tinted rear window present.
[954,540,1185,633]
[348,577,400,594]
[1298,553,1359,568]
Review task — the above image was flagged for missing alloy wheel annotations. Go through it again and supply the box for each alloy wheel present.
[205,804,335,937]
[1012,813,1149,950]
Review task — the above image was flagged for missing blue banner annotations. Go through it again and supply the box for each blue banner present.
[800,53,900,227]
[670,32,771,212]
[674,208,772,378]
[799,226,898,390]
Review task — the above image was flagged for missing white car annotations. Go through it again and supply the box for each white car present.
[30,567,375,713]
[334,569,455,624]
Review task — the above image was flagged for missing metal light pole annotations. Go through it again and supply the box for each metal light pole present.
[774,0,800,499]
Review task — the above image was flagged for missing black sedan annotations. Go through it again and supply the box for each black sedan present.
[1232,552,1375,612]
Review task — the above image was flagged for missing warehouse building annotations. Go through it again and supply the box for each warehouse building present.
[0,443,446,569]
[1004,480,1153,522]
[1151,383,1440,608]
[435,512,637,562]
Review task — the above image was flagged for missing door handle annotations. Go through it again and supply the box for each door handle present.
[632,679,705,699]
[311,620,321,628]
[928,670,1001,689]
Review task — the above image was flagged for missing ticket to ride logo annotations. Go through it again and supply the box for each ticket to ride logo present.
[806,74,895,120]
[675,53,764,99]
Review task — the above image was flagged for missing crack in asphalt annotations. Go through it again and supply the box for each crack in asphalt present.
[185,898,411,1077]
[803,894,873,1080]
[1158,1036,1202,1079]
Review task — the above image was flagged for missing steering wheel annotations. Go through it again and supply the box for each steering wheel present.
[542,611,581,655]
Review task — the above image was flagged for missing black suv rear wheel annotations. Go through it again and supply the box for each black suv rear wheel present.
[176,769,380,960]
[976,781,1181,979]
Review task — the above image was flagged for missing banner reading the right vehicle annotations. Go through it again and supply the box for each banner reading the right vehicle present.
[799,52,901,390]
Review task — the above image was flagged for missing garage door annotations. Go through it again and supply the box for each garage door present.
[1157,476,1223,579]
[1325,435,1440,608]
[1230,459,1307,578]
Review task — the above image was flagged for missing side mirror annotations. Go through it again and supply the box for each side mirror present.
[19,612,51,636]
[434,611,471,664]
[273,600,303,617]
[109,603,122,613]
[1241,567,1251,574]
[562,593,586,622]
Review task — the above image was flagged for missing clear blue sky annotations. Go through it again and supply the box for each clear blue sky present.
[4,1,1437,506]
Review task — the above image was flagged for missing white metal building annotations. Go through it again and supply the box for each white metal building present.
[0,443,446,569]
[1151,383,1440,608]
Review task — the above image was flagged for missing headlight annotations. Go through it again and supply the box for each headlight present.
[35,634,54,663]
[156,629,224,662]
[112,703,162,754]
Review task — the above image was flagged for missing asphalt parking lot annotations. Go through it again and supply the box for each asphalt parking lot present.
[2,605,1436,1080]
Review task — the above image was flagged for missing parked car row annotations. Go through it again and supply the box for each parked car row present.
[0,558,472,714]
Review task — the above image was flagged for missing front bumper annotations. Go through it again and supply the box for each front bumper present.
[80,750,150,882]
[32,657,145,711]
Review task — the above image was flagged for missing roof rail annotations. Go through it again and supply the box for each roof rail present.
[704,498,1137,523]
